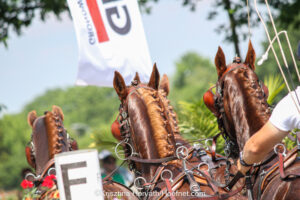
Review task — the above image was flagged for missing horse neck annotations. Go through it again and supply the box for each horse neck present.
[127,89,176,181]
[224,72,270,151]
[127,92,160,180]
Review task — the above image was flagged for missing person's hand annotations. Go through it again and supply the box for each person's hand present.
[237,159,251,175]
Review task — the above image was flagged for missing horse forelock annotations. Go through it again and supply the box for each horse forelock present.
[223,67,270,148]
[135,88,176,158]
[44,110,68,159]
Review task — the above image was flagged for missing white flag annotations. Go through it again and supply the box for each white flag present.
[67,0,152,87]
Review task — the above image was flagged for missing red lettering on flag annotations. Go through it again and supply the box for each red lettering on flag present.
[86,0,109,43]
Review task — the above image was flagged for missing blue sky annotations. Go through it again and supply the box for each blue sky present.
[0,0,265,114]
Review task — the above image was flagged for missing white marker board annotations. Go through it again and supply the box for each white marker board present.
[55,149,103,200]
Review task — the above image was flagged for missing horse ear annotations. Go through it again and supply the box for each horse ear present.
[113,71,128,100]
[52,105,64,121]
[215,46,227,78]
[159,74,170,96]
[27,111,37,127]
[133,72,141,84]
[148,63,160,90]
[244,40,256,70]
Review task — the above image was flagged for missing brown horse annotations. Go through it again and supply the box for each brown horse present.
[208,41,300,199]
[25,105,138,200]
[113,65,246,199]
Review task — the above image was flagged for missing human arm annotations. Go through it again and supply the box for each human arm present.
[237,121,289,175]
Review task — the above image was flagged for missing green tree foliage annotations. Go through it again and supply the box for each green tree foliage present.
[168,52,223,152]
[264,75,285,105]
[0,0,68,46]
[178,100,223,153]
[0,113,30,189]
[24,86,119,128]
[169,52,216,105]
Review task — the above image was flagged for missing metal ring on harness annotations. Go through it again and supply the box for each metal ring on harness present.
[25,173,38,181]
[115,139,135,160]
[197,162,210,171]
[134,176,148,190]
[274,143,287,157]
[176,146,189,160]
[160,169,174,183]
[48,167,56,176]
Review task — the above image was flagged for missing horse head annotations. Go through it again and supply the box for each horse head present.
[204,41,271,158]
[25,105,77,179]
[112,64,180,181]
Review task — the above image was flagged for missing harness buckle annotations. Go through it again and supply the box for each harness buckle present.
[48,168,56,176]
[274,143,287,157]
[115,139,135,160]
[197,162,210,171]
[121,111,127,119]
[134,176,149,190]
[25,173,38,181]
[176,146,189,160]
[161,169,174,183]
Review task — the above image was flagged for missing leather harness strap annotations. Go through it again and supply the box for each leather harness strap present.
[279,152,286,178]
[127,156,176,164]
[35,158,55,182]
[102,160,126,182]
[210,133,222,161]
[165,178,176,200]
[260,146,299,191]
[224,171,244,191]
[192,184,245,200]
[278,151,300,179]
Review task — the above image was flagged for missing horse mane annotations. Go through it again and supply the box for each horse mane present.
[236,67,270,129]
[158,89,185,142]
[44,111,68,159]
[137,88,175,158]
[225,67,271,148]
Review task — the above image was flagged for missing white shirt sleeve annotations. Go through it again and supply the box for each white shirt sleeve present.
[269,86,300,132]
